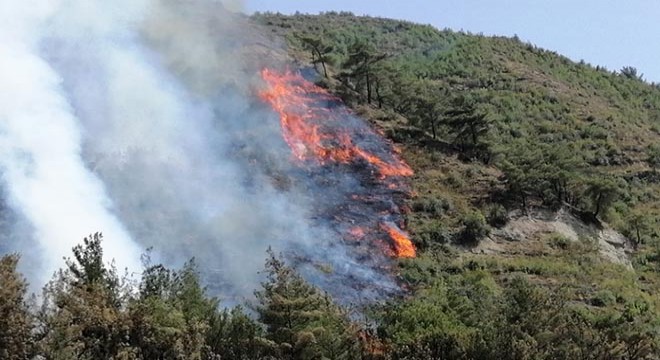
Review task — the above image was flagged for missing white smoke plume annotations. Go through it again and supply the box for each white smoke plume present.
[0,0,398,302]
[0,0,143,282]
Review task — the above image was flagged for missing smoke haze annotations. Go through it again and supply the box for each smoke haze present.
[0,0,402,303]
[0,0,143,283]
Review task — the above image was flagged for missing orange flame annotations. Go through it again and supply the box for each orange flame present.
[259,68,416,259]
[381,223,416,258]
[259,68,413,179]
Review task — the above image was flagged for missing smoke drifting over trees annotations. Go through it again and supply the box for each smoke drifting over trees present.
[0,0,399,302]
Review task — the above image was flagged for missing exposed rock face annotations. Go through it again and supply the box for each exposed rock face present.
[477,207,633,268]
[597,228,630,267]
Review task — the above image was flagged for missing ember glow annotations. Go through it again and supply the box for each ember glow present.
[348,226,366,240]
[259,68,416,259]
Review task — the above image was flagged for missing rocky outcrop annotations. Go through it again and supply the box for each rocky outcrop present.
[476,207,633,268]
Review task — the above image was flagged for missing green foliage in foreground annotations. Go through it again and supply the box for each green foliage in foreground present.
[0,255,33,360]
[390,254,660,360]
[1,236,660,359]
[2,235,360,359]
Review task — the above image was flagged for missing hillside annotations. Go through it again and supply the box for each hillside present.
[2,6,660,359]
[251,11,660,357]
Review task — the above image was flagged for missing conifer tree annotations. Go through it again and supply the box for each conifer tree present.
[37,233,131,359]
[0,254,33,360]
[340,38,387,104]
[255,249,359,359]
[444,96,492,161]
[646,144,660,173]
[299,35,335,78]
[206,306,267,360]
[128,258,220,359]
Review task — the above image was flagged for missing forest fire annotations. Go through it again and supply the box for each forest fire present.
[259,68,416,261]
[260,69,413,178]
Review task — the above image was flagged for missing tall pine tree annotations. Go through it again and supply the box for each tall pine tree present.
[255,249,359,359]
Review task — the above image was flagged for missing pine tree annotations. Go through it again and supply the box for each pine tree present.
[254,249,359,359]
[128,258,218,359]
[444,96,492,161]
[0,254,33,360]
[206,306,267,360]
[583,177,622,218]
[646,144,660,173]
[299,35,335,78]
[411,81,446,139]
[340,38,388,104]
[37,233,132,359]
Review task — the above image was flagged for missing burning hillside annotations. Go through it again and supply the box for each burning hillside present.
[259,69,413,178]
[0,0,415,305]
[259,68,415,262]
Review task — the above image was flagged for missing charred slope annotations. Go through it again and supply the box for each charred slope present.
[253,11,660,317]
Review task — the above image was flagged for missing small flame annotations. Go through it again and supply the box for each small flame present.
[381,223,416,258]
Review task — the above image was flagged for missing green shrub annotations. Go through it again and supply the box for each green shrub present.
[548,233,573,250]
[444,170,465,188]
[485,204,508,227]
[591,290,616,307]
[415,221,452,248]
[412,196,453,216]
[457,211,490,245]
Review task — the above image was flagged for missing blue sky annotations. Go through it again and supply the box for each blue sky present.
[245,0,660,83]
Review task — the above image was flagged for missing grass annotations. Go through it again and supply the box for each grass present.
[252,11,660,315]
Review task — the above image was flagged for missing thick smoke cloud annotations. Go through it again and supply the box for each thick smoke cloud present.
[0,0,143,283]
[0,0,397,302]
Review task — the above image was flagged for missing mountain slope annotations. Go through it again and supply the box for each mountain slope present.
[252,11,660,322]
